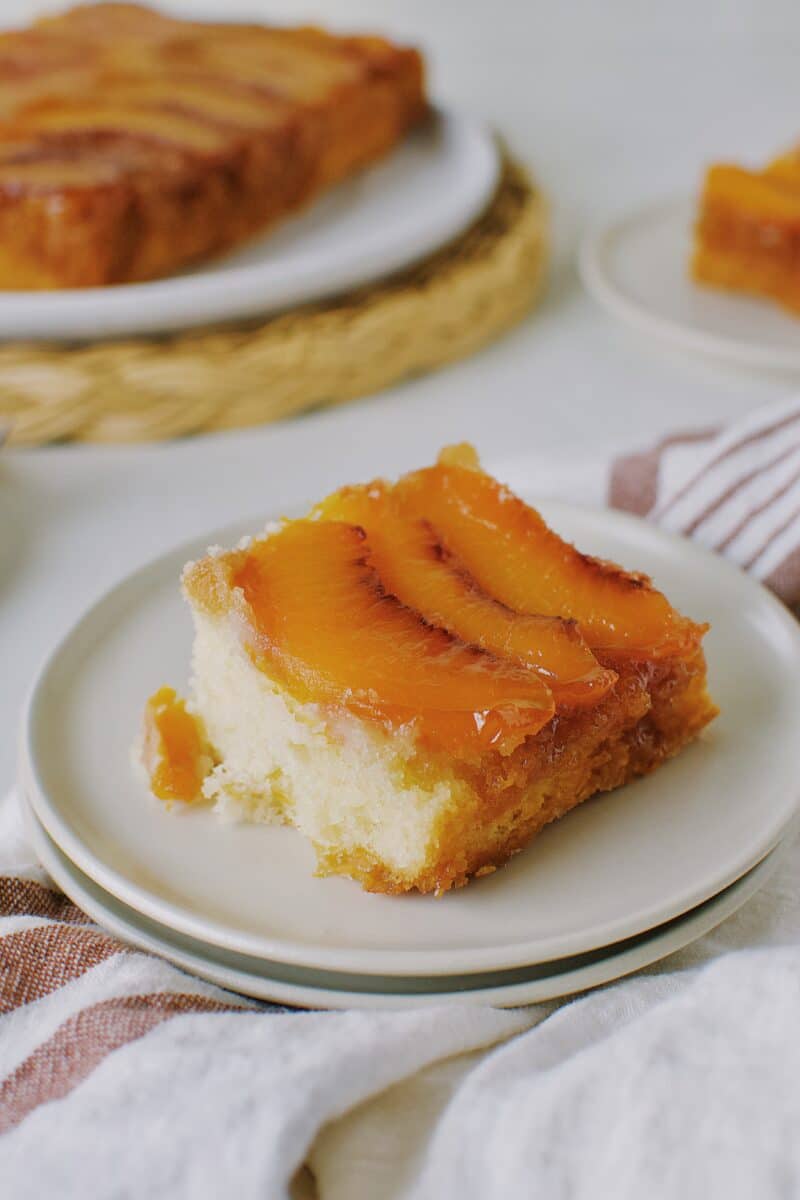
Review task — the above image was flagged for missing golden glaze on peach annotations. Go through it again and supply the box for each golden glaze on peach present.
[314,481,617,704]
[393,454,705,659]
[226,520,556,756]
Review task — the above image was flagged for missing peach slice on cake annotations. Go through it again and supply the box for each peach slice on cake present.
[195,518,556,757]
[393,451,706,661]
[313,482,616,706]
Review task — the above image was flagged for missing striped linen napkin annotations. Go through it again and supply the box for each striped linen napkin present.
[0,790,529,1198]
[611,394,800,607]
[3,395,800,1200]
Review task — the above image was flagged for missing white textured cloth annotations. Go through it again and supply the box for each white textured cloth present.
[3,396,800,1200]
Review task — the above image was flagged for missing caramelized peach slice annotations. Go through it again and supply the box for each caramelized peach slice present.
[228,520,556,756]
[142,686,211,804]
[314,484,616,705]
[394,456,705,659]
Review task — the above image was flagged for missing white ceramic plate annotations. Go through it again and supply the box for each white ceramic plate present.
[21,496,800,976]
[580,196,800,369]
[0,109,498,342]
[21,791,784,1010]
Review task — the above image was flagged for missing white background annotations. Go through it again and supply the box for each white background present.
[3,0,800,795]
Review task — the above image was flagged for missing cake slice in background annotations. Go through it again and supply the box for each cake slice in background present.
[692,149,800,315]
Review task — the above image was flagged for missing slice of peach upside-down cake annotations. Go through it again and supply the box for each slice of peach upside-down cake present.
[139,444,717,896]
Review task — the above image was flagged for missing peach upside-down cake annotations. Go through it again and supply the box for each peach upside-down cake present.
[140,445,717,896]
[0,3,426,288]
[693,147,800,315]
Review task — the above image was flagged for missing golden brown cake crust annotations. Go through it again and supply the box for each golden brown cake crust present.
[316,653,718,895]
[0,4,427,288]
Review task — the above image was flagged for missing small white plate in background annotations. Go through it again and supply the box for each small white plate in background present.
[580,197,800,369]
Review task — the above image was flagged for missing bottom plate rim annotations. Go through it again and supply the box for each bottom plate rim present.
[21,791,786,1010]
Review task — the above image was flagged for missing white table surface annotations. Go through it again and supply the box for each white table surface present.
[3,0,800,800]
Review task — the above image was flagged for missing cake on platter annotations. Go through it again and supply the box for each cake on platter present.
[0,3,426,288]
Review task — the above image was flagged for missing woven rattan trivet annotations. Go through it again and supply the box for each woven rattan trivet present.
[0,155,546,446]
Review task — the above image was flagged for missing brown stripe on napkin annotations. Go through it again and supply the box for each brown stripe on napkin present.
[654,406,800,523]
[743,500,800,571]
[764,544,800,605]
[0,992,238,1135]
[0,877,93,925]
[0,925,125,1014]
[683,443,800,538]
[610,429,715,516]
[707,452,800,549]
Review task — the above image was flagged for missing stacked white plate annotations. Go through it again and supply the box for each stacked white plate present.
[19,496,800,1009]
